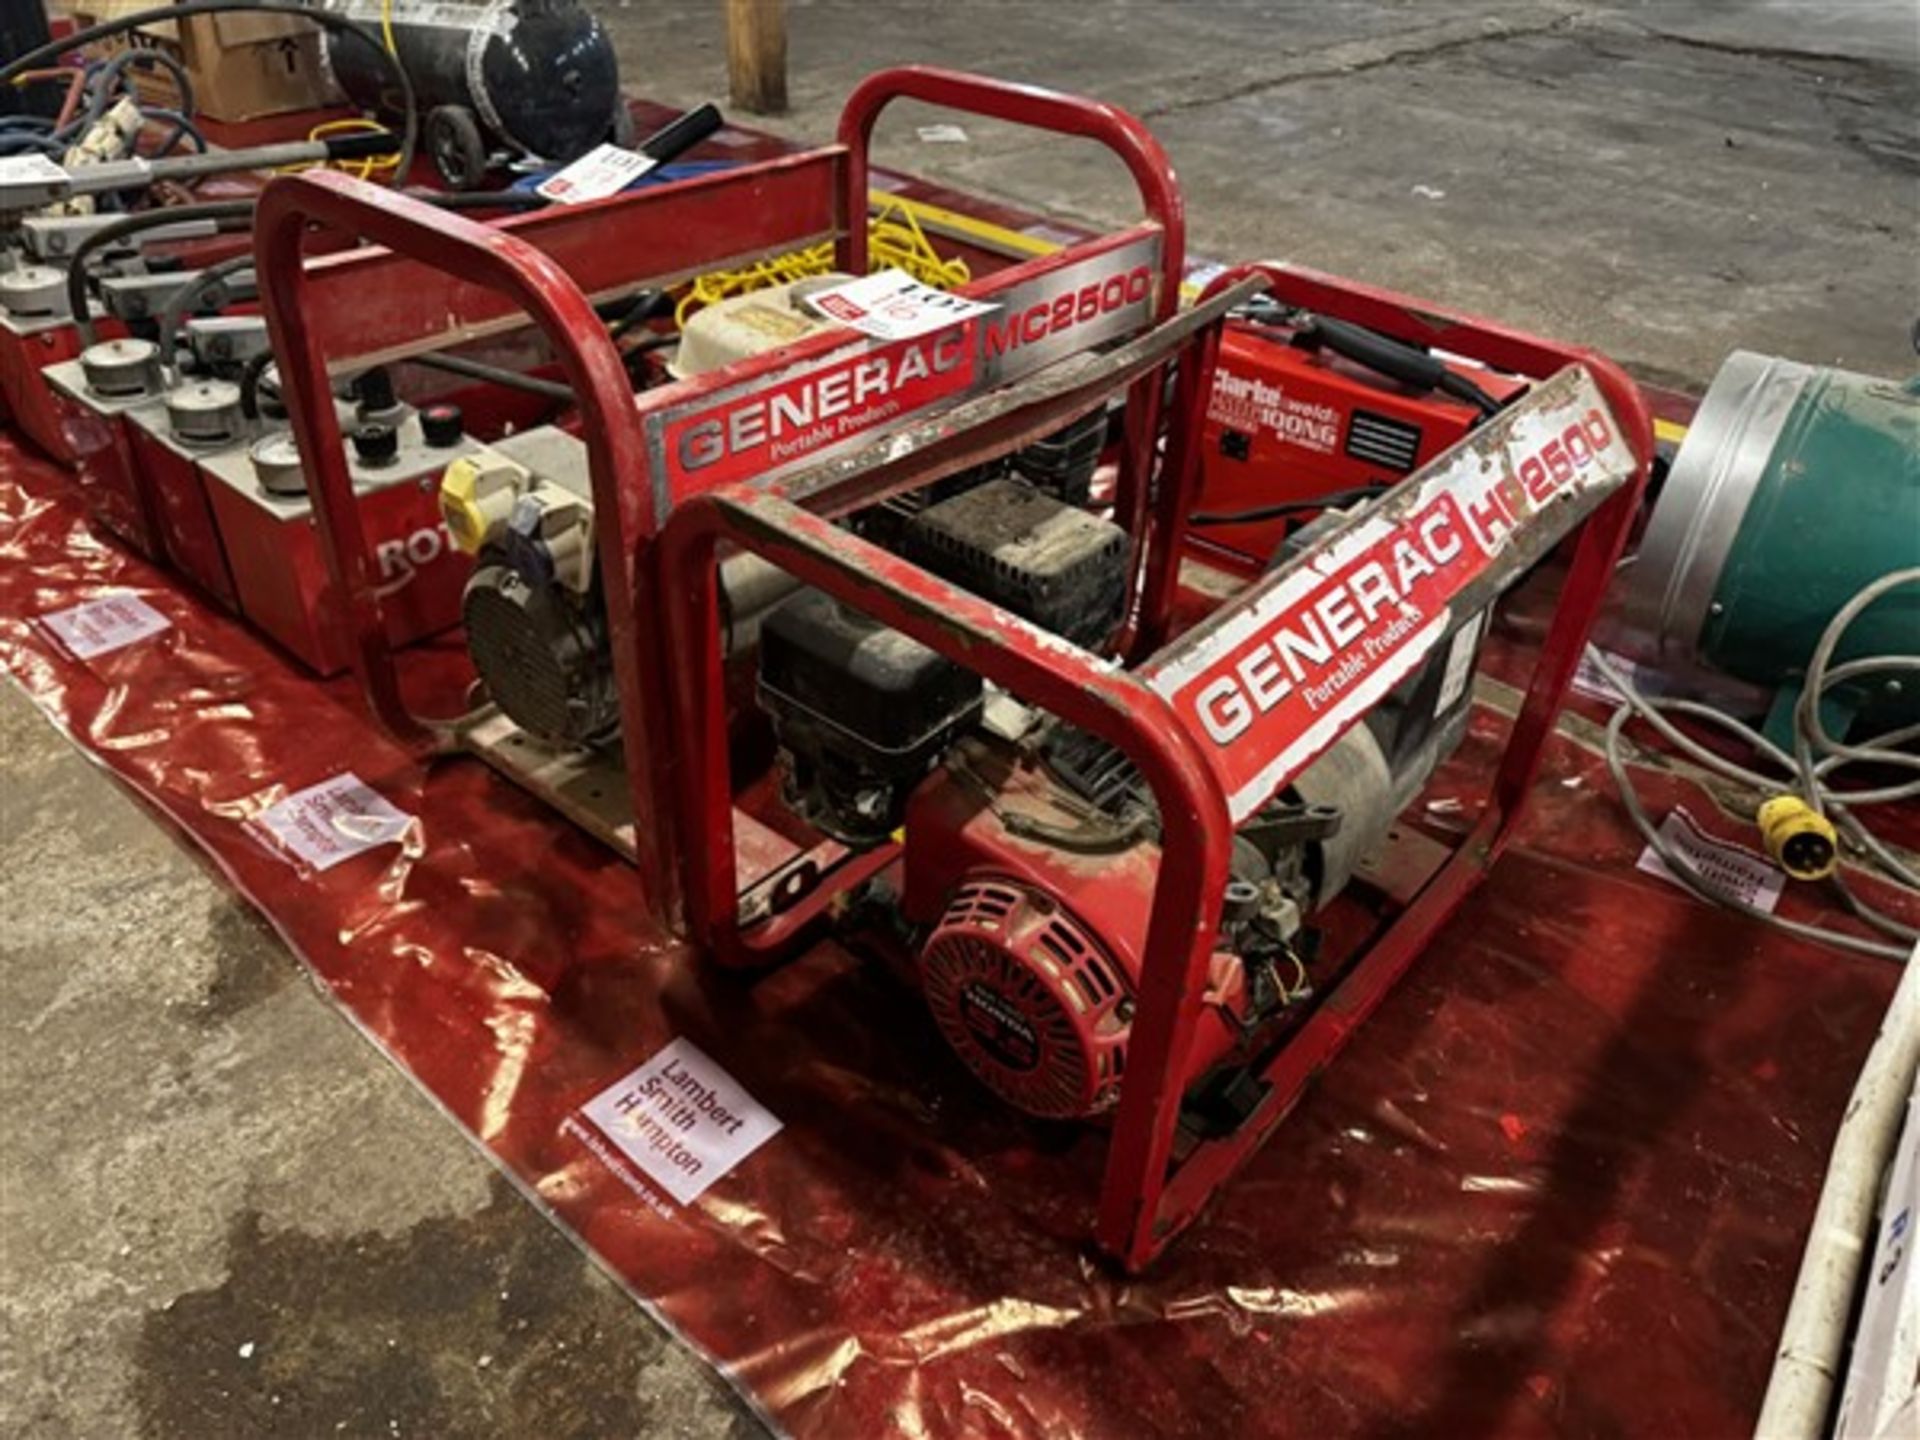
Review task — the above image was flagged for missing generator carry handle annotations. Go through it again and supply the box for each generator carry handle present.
[253,170,685,910]
[833,66,1192,632]
[836,65,1186,315]
[253,171,648,746]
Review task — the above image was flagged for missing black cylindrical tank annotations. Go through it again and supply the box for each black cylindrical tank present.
[317,0,622,164]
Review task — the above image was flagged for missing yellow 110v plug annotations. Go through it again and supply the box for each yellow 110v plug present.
[1757,795,1840,881]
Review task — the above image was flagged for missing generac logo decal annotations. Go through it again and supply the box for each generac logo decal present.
[978,264,1152,360]
[654,236,1162,504]
[666,327,975,488]
[1146,365,1636,822]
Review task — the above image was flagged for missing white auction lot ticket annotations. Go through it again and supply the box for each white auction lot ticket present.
[37,591,171,660]
[809,269,998,341]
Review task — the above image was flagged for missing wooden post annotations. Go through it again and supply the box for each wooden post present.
[725,0,788,115]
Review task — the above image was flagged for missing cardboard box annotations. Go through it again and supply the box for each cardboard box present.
[74,0,341,123]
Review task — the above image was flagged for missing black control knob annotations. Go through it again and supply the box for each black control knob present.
[354,365,398,420]
[421,403,465,448]
[350,421,399,466]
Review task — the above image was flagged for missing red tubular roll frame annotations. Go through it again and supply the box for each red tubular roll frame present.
[254,68,1187,927]
[655,284,1652,1269]
[255,69,1653,1269]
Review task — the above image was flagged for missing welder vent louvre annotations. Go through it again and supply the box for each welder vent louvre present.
[1344,409,1423,474]
[920,878,1128,1119]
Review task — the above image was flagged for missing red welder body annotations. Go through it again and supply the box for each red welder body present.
[1195,321,1528,565]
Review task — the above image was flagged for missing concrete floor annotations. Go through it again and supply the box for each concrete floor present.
[613,0,1919,384]
[3,4,1915,1437]
[0,685,759,1439]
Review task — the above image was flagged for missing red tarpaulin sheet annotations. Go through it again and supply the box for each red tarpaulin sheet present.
[0,430,1903,1438]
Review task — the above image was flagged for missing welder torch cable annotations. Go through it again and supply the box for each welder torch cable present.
[1238,299,1506,419]
[1589,567,1920,963]
[1,2,418,185]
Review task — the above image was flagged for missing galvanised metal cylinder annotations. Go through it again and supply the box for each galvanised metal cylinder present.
[1610,350,1918,729]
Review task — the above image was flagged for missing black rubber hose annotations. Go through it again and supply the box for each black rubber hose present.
[636,102,723,161]
[407,350,574,403]
[1301,314,1504,419]
[65,199,256,345]
[156,251,254,371]
[237,347,276,420]
[604,288,672,339]
[409,189,548,212]
[322,129,402,164]
[2,1,417,185]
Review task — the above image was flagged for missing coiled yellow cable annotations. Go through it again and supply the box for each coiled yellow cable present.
[674,196,972,326]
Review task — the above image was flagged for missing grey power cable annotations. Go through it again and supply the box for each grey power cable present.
[1599,700,1908,961]
[1588,568,1920,963]
[1796,568,1920,800]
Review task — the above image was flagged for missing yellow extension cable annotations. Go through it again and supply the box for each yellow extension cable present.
[675,194,973,325]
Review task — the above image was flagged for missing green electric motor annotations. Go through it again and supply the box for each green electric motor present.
[1610,350,1919,735]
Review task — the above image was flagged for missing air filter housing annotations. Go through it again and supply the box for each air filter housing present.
[903,478,1127,647]
[757,588,983,845]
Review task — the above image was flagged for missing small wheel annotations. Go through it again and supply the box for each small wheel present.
[609,101,636,149]
[426,105,489,191]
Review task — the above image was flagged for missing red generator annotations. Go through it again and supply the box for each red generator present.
[257,69,1653,1269]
